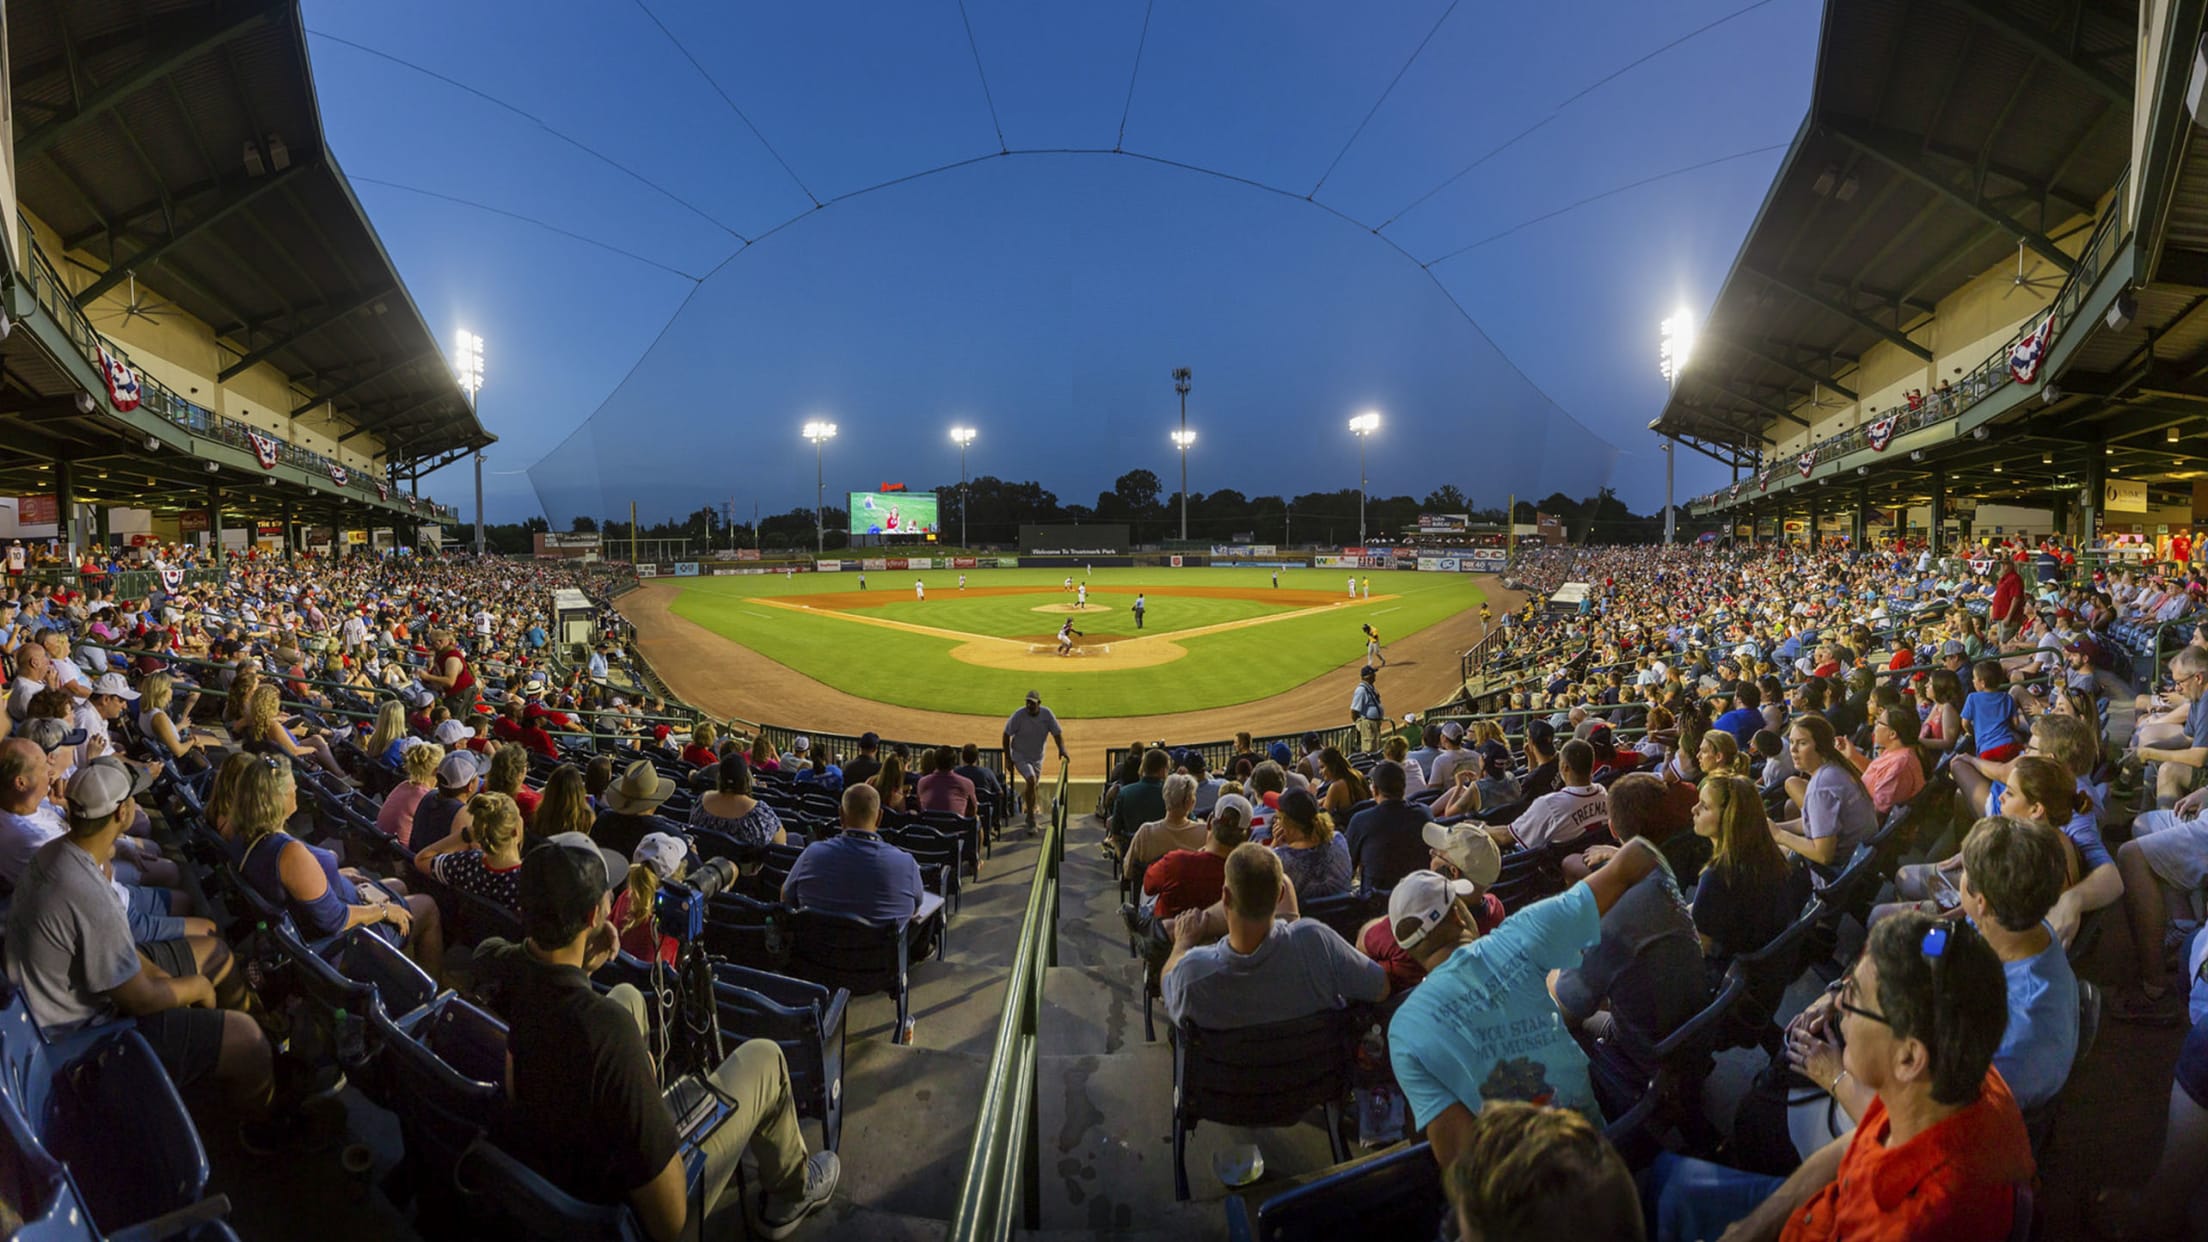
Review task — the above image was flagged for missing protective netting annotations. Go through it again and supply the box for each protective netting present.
[528,153,1616,529]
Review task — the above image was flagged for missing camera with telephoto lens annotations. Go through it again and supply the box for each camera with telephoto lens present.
[652,855,737,945]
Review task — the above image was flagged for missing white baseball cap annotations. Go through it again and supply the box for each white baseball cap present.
[1421,821,1501,886]
[89,672,138,700]
[433,719,469,746]
[631,831,688,879]
[1386,869,1475,951]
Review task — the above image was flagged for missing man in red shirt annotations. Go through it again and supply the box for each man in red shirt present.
[1988,563,2024,642]
[1141,807,1249,925]
[1648,913,2032,1241]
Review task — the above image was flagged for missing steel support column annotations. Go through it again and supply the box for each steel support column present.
[1928,470,1946,557]
[1853,482,1870,550]
[208,485,224,569]
[53,458,75,559]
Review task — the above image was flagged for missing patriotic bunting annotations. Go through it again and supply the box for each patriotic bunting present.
[1866,415,1897,452]
[247,431,279,470]
[1797,452,1816,478]
[2009,314,2054,385]
[95,344,142,412]
[328,463,349,487]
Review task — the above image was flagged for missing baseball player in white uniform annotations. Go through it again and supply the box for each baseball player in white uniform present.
[1347,576,1358,598]
[958,574,967,590]
[914,579,925,601]
[1076,582,1087,609]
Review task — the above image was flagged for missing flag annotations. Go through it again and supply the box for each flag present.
[1797,452,1816,478]
[247,431,279,470]
[95,344,142,412]
[1867,415,1897,452]
[2009,314,2054,384]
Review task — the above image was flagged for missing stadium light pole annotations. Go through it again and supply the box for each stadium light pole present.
[1173,368,1192,541]
[803,420,837,555]
[453,330,485,557]
[1658,308,1695,547]
[1348,411,1380,546]
[949,425,976,548]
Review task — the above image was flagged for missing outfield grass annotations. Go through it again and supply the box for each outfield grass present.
[662,567,1480,718]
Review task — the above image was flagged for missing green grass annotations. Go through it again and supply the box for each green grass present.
[662,567,1480,718]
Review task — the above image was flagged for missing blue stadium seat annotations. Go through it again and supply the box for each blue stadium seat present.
[1169,1009,1361,1201]
[371,995,507,1221]
[786,909,916,1045]
[1222,1141,1444,1242]
[711,964,849,1152]
[0,1093,93,1242]
[38,1029,211,1235]
[453,1138,644,1241]
[703,893,793,973]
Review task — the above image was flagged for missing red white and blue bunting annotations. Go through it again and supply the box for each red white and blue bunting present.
[246,430,279,470]
[95,344,142,412]
[328,463,348,487]
[157,567,184,592]
[375,480,389,502]
[1797,452,1816,478]
[2009,314,2054,385]
[1866,415,1897,452]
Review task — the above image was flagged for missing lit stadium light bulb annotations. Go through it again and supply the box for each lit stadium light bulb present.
[802,420,838,443]
[949,426,976,448]
[1171,429,1197,448]
[452,329,484,398]
[1348,411,1380,436]
[1659,308,1695,385]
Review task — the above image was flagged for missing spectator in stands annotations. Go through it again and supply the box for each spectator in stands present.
[237,683,347,779]
[1714,681,1764,748]
[1346,760,1434,890]
[1359,822,1503,995]
[474,835,838,1240]
[484,742,541,827]
[1772,714,1877,874]
[1834,705,1927,814]
[1161,841,1385,1029]
[375,742,442,848]
[136,673,212,763]
[1990,558,2027,641]
[871,751,910,814]
[1407,722,1443,782]
[414,791,526,910]
[2128,644,2208,808]
[1488,738,1608,852]
[1109,746,1171,854]
[415,749,485,848]
[681,721,718,768]
[1381,734,1426,796]
[610,832,690,967]
[1922,667,1965,754]
[842,730,884,788]
[1268,787,1351,904]
[594,758,680,859]
[534,764,594,843]
[1002,691,1067,829]
[417,627,477,716]
[1388,839,1665,1163]
[747,734,781,773]
[1444,1102,1644,1242]
[1137,798,1251,944]
[1427,722,1471,787]
[782,784,926,925]
[237,754,443,979]
[1315,746,1371,818]
[688,752,786,847]
[792,748,843,794]
[1650,914,2033,1242]
[1122,773,1203,882]
[4,757,290,1151]
[917,745,977,816]
[1549,773,1707,1118]
[1689,775,1808,980]
[1962,660,2025,763]
[1184,750,1224,815]
[953,742,1003,809]
[1519,719,1562,801]
[0,730,192,925]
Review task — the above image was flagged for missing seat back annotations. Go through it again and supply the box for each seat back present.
[1297,891,1379,945]
[702,894,792,972]
[787,909,908,1000]
[39,1030,209,1232]
[374,997,507,1212]
[323,927,439,1022]
[0,1092,88,1242]
[453,1139,643,1242]
[1241,1141,1444,1242]
[1175,1009,1360,1131]
[711,964,847,1149]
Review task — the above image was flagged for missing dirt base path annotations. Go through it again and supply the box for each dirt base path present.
[622,578,1524,777]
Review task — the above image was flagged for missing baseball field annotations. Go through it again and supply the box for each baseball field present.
[650,566,1487,718]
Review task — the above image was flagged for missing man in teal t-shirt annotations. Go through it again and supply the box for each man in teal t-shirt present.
[1384,839,1664,1168]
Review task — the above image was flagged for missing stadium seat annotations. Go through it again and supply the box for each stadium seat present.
[711,964,849,1152]
[2023,979,2101,1161]
[1297,890,1382,946]
[1168,1009,1362,1200]
[703,893,793,973]
[36,1029,213,1235]
[1602,965,1749,1160]
[321,924,440,1024]
[372,995,508,1221]
[1222,1141,1444,1242]
[453,1138,645,1242]
[0,1092,95,1242]
[786,909,917,1045]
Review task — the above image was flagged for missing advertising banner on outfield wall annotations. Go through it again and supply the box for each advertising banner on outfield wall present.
[907,557,933,570]
[1170,555,1184,567]
[1250,544,1276,556]
[886,558,909,571]
[712,568,745,575]
[974,557,1016,569]
[1313,555,1354,568]
[1210,545,1250,557]
[952,557,977,569]
[817,559,842,572]
[674,563,700,577]
[1466,549,1507,572]
[1418,556,1460,572]
[637,565,659,577]
[736,548,761,560]
[862,558,887,571]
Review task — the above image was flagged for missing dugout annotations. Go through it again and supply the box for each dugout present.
[1019,524,1128,556]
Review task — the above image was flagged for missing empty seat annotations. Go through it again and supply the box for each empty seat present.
[453,1138,644,1241]
[786,909,917,1045]
[711,963,849,1151]
[37,1029,211,1234]
[1170,1009,1362,1200]
[1223,1140,1444,1242]
[372,995,507,1222]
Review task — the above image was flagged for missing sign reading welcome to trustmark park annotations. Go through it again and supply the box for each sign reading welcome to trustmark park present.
[2104,479,2149,512]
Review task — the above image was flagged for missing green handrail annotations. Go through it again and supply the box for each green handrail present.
[948,754,1068,1241]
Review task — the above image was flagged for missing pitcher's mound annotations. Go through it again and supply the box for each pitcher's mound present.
[1031,601,1111,615]
[950,635,1186,671]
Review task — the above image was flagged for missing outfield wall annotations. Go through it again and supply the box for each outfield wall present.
[1019,523,1129,555]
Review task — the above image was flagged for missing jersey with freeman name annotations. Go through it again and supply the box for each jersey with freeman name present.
[1509,785,1610,850]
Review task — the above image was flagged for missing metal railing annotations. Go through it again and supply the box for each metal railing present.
[1102,725,1361,782]
[12,219,456,521]
[15,566,225,597]
[949,754,1068,1241]
[1692,171,2131,510]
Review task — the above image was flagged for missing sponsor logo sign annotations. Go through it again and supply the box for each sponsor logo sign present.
[1313,555,1354,568]
[907,557,934,571]
[862,559,888,571]
[1249,545,1276,556]
[2105,479,2148,512]
[736,548,761,561]
[886,558,910,571]
[16,496,56,525]
[673,562,700,577]
[1169,555,1184,567]
[1210,545,1251,557]
[1466,549,1507,571]
[637,565,659,577]
[1417,556,1459,572]
[179,510,209,534]
[711,568,743,576]
[952,557,977,569]
[816,559,843,572]
[1417,514,1468,532]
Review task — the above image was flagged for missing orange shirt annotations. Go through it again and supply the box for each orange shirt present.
[1782,1068,2033,1242]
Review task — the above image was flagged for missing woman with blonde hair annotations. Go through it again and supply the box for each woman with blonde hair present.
[236,755,442,978]
[237,683,347,778]
[377,742,443,848]
[222,663,261,734]
[611,832,690,967]
[136,673,213,763]
[681,721,719,769]
[205,750,261,848]
[482,742,541,826]
[365,699,408,766]
[1689,775,1808,973]
[1270,788,1350,903]
[1694,728,1741,781]
[413,791,525,910]
[1382,733,1426,794]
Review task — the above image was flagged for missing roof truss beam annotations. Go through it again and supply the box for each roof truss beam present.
[1718,338,1858,401]
[219,286,393,382]
[1823,120,2077,275]
[293,352,433,417]
[74,160,322,306]
[1746,264,1936,362]
[1932,0,2132,107]
[17,0,289,161]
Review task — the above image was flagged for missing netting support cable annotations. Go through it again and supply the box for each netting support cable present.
[1308,0,1462,198]
[629,0,823,208]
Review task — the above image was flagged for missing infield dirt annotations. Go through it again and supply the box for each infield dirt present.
[622,577,1523,776]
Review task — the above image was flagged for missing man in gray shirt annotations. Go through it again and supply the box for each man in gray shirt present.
[1001,690,1067,830]
[1162,842,1387,1030]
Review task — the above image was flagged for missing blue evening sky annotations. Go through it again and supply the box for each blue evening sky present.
[299,0,1821,524]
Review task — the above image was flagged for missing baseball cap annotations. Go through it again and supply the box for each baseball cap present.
[437,750,488,787]
[89,672,138,700]
[1422,821,1502,886]
[1211,793,1253,829]
[1938,640,1967,658]
[1439,721,1465,741]
[433,719,469,746]
[518,831,627,947]
[1268,741,1292,764]
[1386,870,1475,952]
[631,831,688,879]
[1025,690,1041,704]
[64,756,156,821]
[20,717,86,753]
[2063,637,2093,654]
[793,735,810,751]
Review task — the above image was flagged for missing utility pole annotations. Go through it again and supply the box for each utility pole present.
[629,499,638,566]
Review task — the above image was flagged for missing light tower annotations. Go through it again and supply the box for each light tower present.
[949,425,976,548]
[803,420,837,555]
[1348,411,1381,546]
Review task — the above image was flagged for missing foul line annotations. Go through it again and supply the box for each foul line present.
[748,594,1401,650]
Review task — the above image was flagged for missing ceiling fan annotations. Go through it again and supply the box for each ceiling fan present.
[2004,239,2060,299]
[95,270,170,326]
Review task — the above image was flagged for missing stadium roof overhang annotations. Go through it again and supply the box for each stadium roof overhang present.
[1655,0,2136,453]
[7,0,490,465]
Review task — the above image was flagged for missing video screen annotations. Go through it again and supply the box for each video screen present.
[848,491,939,536]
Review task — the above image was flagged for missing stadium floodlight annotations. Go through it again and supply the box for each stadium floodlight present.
[454,330,486,555]
[1173,368,1194,541]
[1348,411,1381,546]
[803,420,838,555]
[1658,309,1694,386]
[949,425,976,548]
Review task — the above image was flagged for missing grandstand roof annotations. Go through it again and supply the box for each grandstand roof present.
[1655,0,2135,451]
[8,0,489,464]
